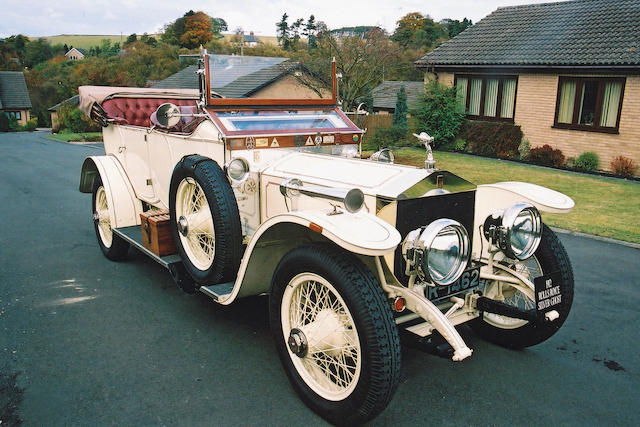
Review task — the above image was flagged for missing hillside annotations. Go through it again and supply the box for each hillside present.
[42,33,279,49]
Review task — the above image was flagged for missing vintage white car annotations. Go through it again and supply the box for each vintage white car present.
[78,52,574,424]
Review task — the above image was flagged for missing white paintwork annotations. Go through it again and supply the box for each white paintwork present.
[84,155,142,229]
[473,181,574,258]
[217,210,400,305]
[264,152,428,199]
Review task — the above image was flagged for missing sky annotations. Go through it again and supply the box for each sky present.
[0,0,555,38]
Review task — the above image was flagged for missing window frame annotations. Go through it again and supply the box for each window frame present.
[553,76,626,134]
[7,111,21,120]
[454,74,518,122]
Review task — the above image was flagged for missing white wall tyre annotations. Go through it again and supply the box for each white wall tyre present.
[471,224,574,348]
[169,155,243,285]
[270,244,401,425]
[92,176,129,261]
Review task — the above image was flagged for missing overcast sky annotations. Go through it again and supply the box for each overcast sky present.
[1,0,554,38]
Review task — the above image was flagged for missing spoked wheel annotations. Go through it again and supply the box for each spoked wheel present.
[174,177,215,272]
[92,177,129,260]
[169,155,243,285]
[271,244,401,425]
[471,224,574,348]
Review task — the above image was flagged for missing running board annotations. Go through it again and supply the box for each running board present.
[113,226,182,269]
[112,226,196,293]
[200,282,235,301]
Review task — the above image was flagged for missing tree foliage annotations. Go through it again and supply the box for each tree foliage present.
[161,10,224,48]
[411,79,465,147]
[393,86,408,130]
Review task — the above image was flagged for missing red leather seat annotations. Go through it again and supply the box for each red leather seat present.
[101,98,197,128]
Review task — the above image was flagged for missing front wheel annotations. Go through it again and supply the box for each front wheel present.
[471,224,574,348]
[270,244,401,425]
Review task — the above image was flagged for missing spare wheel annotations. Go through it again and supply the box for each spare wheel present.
[169,155,243,285]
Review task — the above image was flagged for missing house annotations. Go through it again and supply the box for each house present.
[153,54,330,99]
[415,0,640,172]
[371,81,424,114]
[0,71,33,126]
[65,47,85,60]
[47,95,79,132]
[243,32,259,47]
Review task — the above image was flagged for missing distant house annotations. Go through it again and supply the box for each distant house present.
[243,32,259,47]
[0,71,33,126]
[65,47,85,60]
[371,81,424,114]
[415,0,640,172]
[153,54,330,99]
[47,95,79,132]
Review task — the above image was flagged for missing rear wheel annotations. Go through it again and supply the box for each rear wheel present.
[471,225,574,348]
[92,177,129,261]
[270,244,401,425]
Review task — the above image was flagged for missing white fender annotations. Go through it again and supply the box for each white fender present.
[473,181,574,256]
[218,209,401,305]
[80,155,142,228]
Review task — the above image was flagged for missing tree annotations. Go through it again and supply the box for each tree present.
[23,38,54,68]
[291,18,304,47]
[411,79,465,147]
[362,84,374,113]
[310,28,401,110]
[211,17,228,36]
[276,13,291,50]
[392,12,447,49]
[304,15,317,50]
[442,18,473,38]
[180,11,213,48]
[125,33,138,46]
[393,86,408,131]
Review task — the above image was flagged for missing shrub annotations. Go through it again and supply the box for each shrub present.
[411,79,465,148]
[454,139,467,152]
[527,144,565,168]
[458,120,523,159]
[518,138,531,160]
[365,125,408,150]
[58,104,97,133]
[575,152,599,172]
[610,156,637,177]
[0,112,8,132]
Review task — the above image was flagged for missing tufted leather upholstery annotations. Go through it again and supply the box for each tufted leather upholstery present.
[101,98,197,128]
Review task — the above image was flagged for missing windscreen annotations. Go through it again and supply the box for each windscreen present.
[215,110,351,132]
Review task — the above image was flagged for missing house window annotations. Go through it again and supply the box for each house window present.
[7,111,21,120]
[554,77,625,133]
[455,75,517,121]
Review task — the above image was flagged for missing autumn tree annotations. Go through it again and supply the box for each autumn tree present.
[180,11,213,48]
[392,12,447,49]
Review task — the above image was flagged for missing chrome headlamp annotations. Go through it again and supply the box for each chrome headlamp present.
[402,218,470,286]
[225,158,250,185]
[483,203,542,260]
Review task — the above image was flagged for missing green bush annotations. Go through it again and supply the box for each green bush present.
[19,118,38,132]
[58,104,97,133]
[575,152,599,171]
[411,79,464,148]
[527,144,565,168]
[458,120,523,159]
[454,139,467,152]
[518,138,531,160]
[0,112,8,132]
[365,125,408,150]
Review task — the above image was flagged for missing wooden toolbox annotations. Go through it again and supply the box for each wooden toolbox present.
[140,210,177,257]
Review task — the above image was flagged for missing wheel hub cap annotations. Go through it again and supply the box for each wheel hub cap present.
[288,328,308,358]
[178,216,189,236]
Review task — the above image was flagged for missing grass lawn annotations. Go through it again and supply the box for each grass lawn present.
[390,148,640,244]
[48,132,103,143]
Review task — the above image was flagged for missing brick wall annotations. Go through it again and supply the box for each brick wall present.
[515,73,639,172]
[432,71,639,172]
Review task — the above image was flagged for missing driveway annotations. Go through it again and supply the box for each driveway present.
[1,131,638,425]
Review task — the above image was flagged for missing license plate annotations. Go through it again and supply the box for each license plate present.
[425,266,481,302]
[534,271,563,316]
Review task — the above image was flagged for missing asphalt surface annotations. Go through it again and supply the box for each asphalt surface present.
[1,131,639,426]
